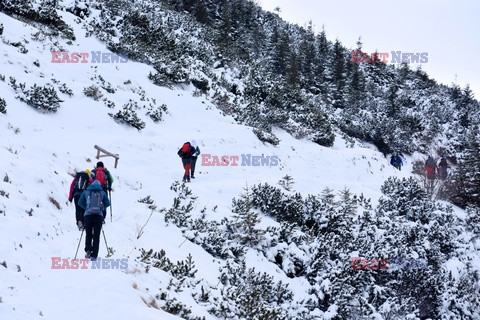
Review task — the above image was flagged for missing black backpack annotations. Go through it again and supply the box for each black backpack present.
[73,172,89,194]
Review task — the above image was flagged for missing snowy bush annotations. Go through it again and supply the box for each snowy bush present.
[109,104,145,131]
[378,176,435,223]
[103,99,115,109]
[253,128,280,146]
[58,83,73,97]
[164,182,195,227]
[211,261,292,320]
[191,78,210,93]
[0,0,75,39]
[83,85,103,101]
[22,84,63,113]
[0,98,6,114]
[146,103,168,123]
[212,92,235,115]
[278,175,294,191]
[231,186,266,246]
[66,0,91,19]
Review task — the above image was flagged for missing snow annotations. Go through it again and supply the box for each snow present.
[0,5,477,320]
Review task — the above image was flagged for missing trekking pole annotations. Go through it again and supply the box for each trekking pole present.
[109,190,113,223]
[102,229,112,257]
[74,229,84,259]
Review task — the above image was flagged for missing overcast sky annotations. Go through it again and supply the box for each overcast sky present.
[258,0,480,100]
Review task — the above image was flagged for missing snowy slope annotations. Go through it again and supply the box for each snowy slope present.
[0,8,458,320]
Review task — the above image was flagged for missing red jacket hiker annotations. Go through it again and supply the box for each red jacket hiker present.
[178,142,195,182]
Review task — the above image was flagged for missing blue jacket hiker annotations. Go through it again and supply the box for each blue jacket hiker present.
[390,153,403,170]
[78,180,110,260]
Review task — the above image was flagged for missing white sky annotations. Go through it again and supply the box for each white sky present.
[258,0,480,100]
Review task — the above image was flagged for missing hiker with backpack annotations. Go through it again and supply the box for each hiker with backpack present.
[68,169,93,230]
[91,161,114,193]
[190,140,201,179]
[91,161,114,219]
[425,155,437,180]
[438,156,449,180]
[177,142,195,182]
[390,153,403,171]
[78,180,110,261]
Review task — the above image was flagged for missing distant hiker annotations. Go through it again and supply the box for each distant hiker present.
[178,142,195,182]
[91,161,114,193]
[190,140,201,179]
[68,169,93,230]
[78,180,110,261]
[390,153,403,170]
[425,155,436,180]
[438,156,449,180]
[0,24,4,36]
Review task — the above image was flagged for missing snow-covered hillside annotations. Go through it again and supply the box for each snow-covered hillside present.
[1,5,479,320]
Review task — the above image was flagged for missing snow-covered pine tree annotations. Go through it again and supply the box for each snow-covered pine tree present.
[278,174,294,191]
[232,185,265,246]
[164,182,196,228]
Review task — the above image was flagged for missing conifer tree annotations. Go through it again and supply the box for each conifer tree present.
[232,185,266,246]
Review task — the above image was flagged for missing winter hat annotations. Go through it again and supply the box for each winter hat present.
[91,180,101,186]
[85,169,91,176]
[191,140,197,147]
[96,161,104,168]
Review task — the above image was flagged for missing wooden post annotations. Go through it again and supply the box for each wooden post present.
[94,145,120,168]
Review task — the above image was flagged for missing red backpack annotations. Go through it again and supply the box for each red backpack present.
[181,143,190,155]
[95,168,107,186]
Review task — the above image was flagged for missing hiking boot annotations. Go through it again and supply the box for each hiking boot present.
[85,251,92,259]
[191,175,195,179]
[90,257,97,262]
[187,179,191,183]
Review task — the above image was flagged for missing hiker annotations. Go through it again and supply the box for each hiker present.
[390,153,403,171]
[90,161,114,193]
[90,161,113,220]
[0,24,4,36]
[78,180,110,261]
[68,169,93,230]
[190,140,201,179]
[177,142,195,182]
[438,156,449,180]
[425,155,436,180]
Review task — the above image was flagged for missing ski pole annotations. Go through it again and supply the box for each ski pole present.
[102,229,111,256]
[109,190,112,223]
[74,229,84,259]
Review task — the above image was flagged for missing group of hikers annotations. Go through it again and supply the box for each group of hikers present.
[425,155,449,181]
[69,141,201,260]
[68,161,113,261]
[177,140,201,183]
[389,152,449,181]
